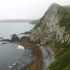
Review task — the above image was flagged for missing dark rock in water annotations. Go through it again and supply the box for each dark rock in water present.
[1,43,7,45]
[0,37,3,39]
[1,39,11,42]
[11,34,18,37]
[1,34,19,42]
[20,31,31,35]
[11,34,19,42]
[11,36,19,42]
[0,37,4,41]
[20,36,30,41]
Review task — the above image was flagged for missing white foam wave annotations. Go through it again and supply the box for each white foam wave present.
[12,61,18,66]
[8,66,13,69]
[17,45,25,50]
[8,61,18,69]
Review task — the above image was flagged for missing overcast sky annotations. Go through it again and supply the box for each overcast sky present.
[0,0,70,20]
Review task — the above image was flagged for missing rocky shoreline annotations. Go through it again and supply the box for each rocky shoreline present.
[10,44,37,70]
[0,32,30,43]
[0,31,54,70]
[19,41,43,70]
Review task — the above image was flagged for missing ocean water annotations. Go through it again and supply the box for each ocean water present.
[0,42,24,70]
[0,22,35,39]
[0,22,35,70]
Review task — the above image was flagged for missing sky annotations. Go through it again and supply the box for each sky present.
[0,0,70,20]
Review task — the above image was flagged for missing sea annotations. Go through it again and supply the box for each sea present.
[0,22,35,39]
[0,22,35,70]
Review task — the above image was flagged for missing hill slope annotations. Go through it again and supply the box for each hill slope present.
[30,3,70,70]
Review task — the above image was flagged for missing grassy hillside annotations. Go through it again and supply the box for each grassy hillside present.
[47,41,70,70]
[34,16,44,28]
[30,3,70,70]
[46,5,70,70]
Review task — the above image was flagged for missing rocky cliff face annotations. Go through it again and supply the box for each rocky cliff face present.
[30,3,70,45]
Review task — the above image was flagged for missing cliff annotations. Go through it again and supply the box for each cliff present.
[30,3,70,70]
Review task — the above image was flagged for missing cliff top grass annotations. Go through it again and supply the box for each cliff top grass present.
[34,16,44,29]
[47,41,70,70]
[57,6,70,32]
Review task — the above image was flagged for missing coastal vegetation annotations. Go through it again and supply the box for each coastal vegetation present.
[47,41,70,70]
[30,3,70,70]
[1,2,70,70]
[47,6,70,70]
[34,16,44,28]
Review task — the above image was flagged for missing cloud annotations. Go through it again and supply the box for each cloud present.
[0,0,70,20]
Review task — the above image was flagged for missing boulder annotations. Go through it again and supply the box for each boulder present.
[11,34,19,42]
[11,36,19,42]
[20,36,30,41]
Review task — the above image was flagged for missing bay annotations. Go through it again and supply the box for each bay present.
[0,22,35,70]
[0,22,35,39]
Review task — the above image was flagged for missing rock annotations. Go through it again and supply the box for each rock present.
[1,43,7,45]
[2,39,11,42]
[20,31,31,35]
[11,34,18,37]
[0,37,3,39]
[11,34,19,42]
[0,37,4,41]
[11,36,19,42]
[20,36,30,41]
[30,3,70,45]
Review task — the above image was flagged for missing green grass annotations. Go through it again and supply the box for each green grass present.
[48,50,70,70]
[34,15,44,28]
[57,7,70,31]
[43,6,70,70]
[33,4,70,70]
[47,41,70,70]
[63,63,70,70]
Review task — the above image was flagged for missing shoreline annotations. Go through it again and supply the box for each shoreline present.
[19,41,43,70]
[37,44,55,70]
[10,42,37,70]
[9,41,43,70]
[0,39,54,70]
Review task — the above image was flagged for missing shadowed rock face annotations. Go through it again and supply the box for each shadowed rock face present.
[11,34,19,42]
[20,31,31,35]
[30,3,70,45]
[20,36,30,41]
[11,36,19,42]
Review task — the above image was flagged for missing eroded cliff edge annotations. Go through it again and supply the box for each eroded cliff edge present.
[30,3,70,70]
[30,3,70,45]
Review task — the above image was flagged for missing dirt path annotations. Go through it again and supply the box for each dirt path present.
[37,44,54,70]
